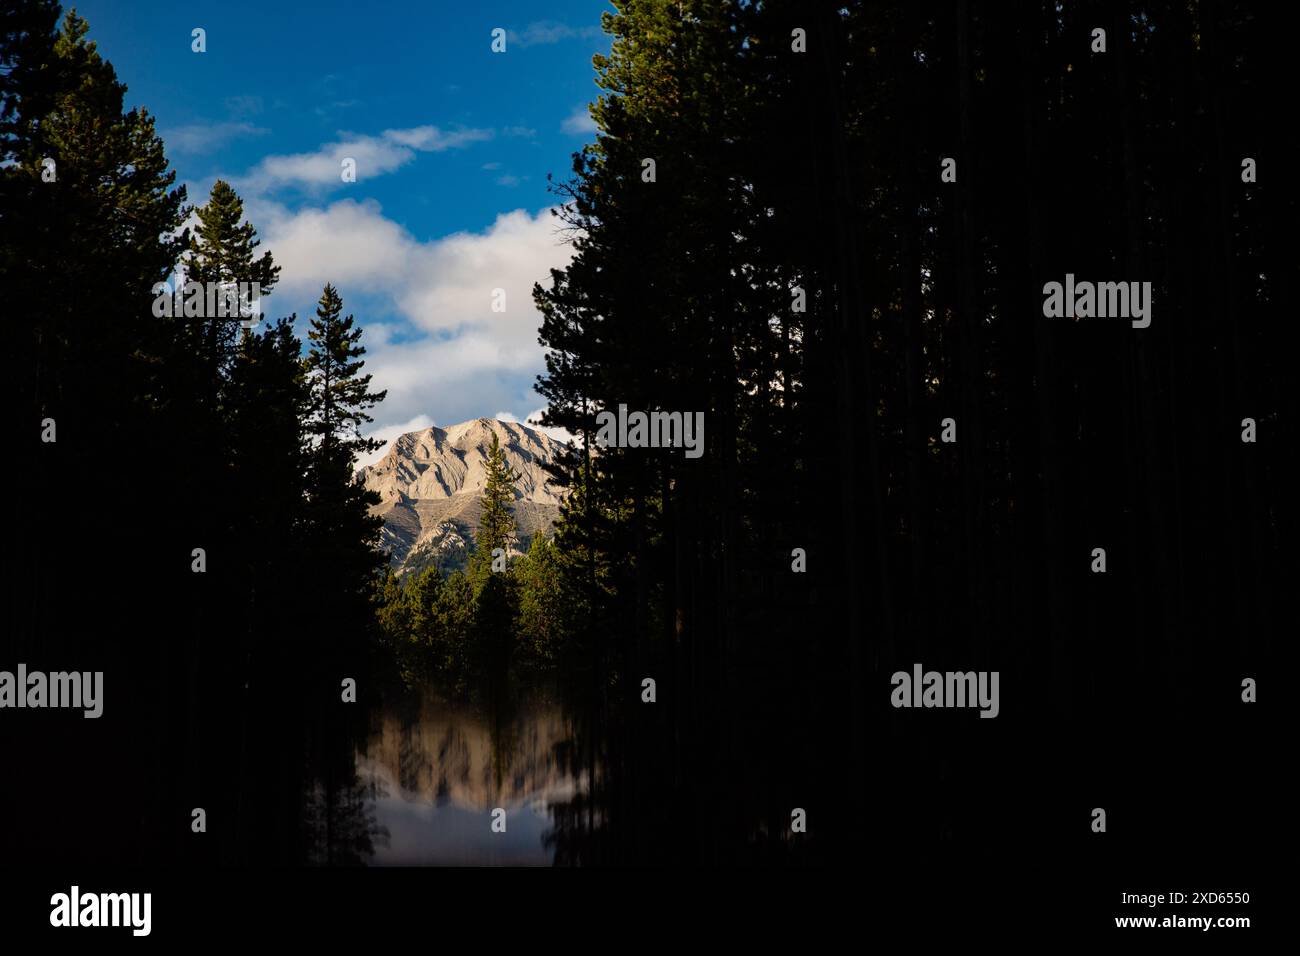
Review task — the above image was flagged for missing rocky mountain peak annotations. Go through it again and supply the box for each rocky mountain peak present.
[359,418,567,573]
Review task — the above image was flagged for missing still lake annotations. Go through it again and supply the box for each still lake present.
[355,683,594,865]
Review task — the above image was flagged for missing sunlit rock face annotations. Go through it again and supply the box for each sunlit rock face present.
[359,418,566,574]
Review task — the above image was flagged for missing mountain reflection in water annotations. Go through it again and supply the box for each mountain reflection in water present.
[355,685,595,865]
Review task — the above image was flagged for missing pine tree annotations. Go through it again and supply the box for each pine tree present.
[2,3,188,645]
[4,7,187,434]
[477,430,521,560]
[226,316,309,620]
[304,284,386,463]
[299,283,388,677]
[181,179,280,381]
[515,534,570,665]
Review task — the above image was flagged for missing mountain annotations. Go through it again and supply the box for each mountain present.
[358,418,567,575]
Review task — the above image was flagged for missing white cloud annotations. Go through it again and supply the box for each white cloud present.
[497,408,577,446]
[238,125,492,192]
[164,121,268,155]
[561,106,597,136]
[223,95,264,118]
[256,198,576,442]
[507,21,602,48]
[314,99,360,117]
[212,117,579,454]
[249,198,415,294]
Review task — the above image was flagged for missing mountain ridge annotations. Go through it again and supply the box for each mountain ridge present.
[359,417,567,574]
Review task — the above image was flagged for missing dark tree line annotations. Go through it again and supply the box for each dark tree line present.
[534,0,1288,869]
[3,5,388,864]
[0,0,1288,879]
[375,432,576,692]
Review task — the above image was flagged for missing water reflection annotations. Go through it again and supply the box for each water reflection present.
[355,684,594,865]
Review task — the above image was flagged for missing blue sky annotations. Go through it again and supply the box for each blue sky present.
[74,0,611,460]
